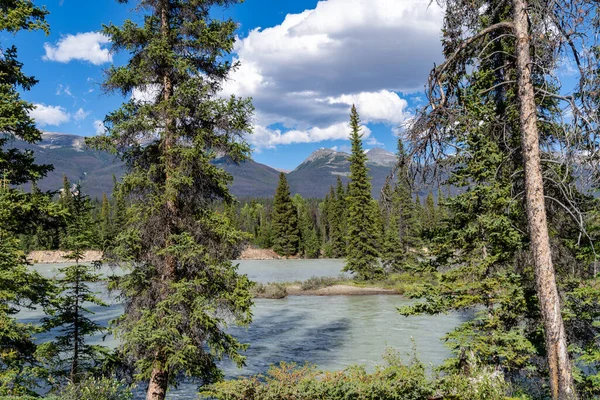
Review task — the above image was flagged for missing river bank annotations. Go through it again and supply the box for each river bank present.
[28,246,287,263]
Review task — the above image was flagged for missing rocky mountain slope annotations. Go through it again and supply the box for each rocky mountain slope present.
[9,133,398,199]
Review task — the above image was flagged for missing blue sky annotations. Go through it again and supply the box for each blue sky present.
[3,0,445,170]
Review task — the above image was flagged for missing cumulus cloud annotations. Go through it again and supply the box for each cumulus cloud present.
[251,122,372,149]
[222,0,442,148]
[43,32,112,65]
[30,104,70,127]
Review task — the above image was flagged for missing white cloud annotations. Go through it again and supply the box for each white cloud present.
[222,0,442,149]
[325,90,410,125]
[250,121,372,149]
[366,136,384,147]
[43,32,112,65]
[29,104,70,127]
[74,108,90,121]
[93,120,106,135]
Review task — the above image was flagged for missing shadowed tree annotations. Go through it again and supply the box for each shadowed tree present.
[87,1,254,399]
[407,0,600,397]
[272,173,299,256]
[344,105,382,280]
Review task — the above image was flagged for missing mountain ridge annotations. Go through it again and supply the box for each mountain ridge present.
[8,133,398,199]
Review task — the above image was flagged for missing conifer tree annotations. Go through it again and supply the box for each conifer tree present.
[87,1,254,398]
[99,193,111,251]
[380,140,421,271]
[0,1,59,394]
[344,106,382,280]
[38,185,108,386]
[272,173,299,256]
[330,176,347,257]
[406,0,600,396]
[293,195,320,259]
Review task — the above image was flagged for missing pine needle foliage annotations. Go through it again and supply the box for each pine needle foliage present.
[272,173,299,256]
[37,185,108,387]
[0,1,60,395]
[344,106,383,280]
[86,0,254,397]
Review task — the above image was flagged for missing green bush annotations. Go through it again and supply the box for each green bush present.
[55,377,132,400]
[299,275,346,291]
[200,351,514,400]
[251,283,288,299]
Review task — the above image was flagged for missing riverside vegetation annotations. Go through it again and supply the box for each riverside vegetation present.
[2,0,600,399]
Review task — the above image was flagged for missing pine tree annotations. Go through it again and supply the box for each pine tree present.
[330,176,347,257]
[99,193,111,251]
[405,0,600,395]
[293,195,320,259]
[344,106,382,280]
[87,2,254,398]
[38,186,108,386]
[380,140,421,271]
[0,1,60,394]
[272,173,299,256]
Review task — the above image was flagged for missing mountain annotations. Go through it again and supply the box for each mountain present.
[8,133,399,199]
[9,133,124,199]
[286,148,397,198]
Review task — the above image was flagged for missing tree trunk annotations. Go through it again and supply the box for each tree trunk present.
[513,0,577,398]
[145,3,175,400]
[70,263,79,384]
[146,368,169,400]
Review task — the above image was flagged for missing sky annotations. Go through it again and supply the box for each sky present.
[3,0,445,170]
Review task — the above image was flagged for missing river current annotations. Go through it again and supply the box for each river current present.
[25,259,463,398]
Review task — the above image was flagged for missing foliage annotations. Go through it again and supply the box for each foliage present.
[344,106,382,280]
[200,350,513,400]
[36,188,108,386]
[272,173,299,256]
[86,0,254,396]
[55,376,132,400]
[380,139,422,272]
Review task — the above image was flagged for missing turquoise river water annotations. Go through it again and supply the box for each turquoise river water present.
[23,259,464,398]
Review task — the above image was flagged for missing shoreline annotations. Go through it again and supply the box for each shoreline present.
[286,284,398,296]
[28,246,288,263]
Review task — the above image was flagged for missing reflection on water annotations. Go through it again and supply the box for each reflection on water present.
[25,260,463,399]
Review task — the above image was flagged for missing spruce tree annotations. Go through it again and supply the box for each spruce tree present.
[293,195,320,259]
[87,1,254,398]
[99,193,111,251]
[38,185,108,386]
[344,106,382,280]
[272,173,299,256]
[330,176,347,257]
[380,140,421,271]
[405,0,600,396]
[0,1,59,394]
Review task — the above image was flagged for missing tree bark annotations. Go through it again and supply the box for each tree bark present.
[513,0,577,398]
[146,2,174,400]
[146,368,169,400]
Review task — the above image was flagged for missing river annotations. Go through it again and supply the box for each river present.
[25,259,464,398]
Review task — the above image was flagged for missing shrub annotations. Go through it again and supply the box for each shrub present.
[56,377,132,400]
[251,283,288,299]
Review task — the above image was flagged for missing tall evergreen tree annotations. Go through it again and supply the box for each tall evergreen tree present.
[406,0,600,396]
[293,195,320,259]
[98,193,111,251]
[330,176,347,258]
[38,186,108,386]
[87,1,254,398]
[344,106,382,280]
[0,1,59,394]
[380,140,421,271]
[272,173,299,256]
